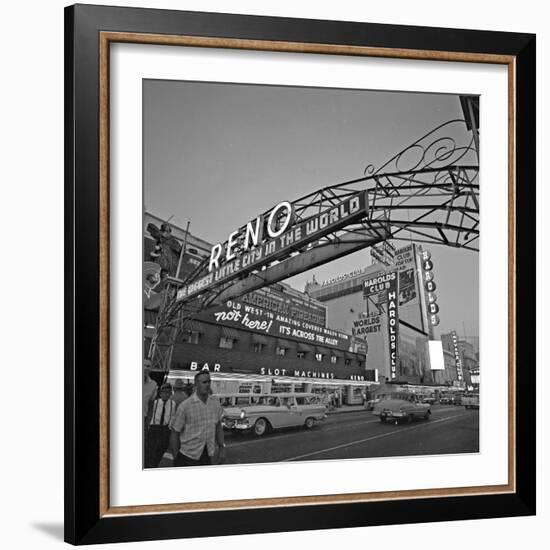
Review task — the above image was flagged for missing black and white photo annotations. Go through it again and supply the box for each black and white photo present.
[142,80,481,468]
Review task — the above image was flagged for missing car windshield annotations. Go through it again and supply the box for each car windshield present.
[235,397,252,406]
[387,393,416,401]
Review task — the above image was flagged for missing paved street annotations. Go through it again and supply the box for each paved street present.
[222,405,479,465]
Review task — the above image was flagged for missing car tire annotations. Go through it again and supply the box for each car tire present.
[424,411,431,420]
[407,414,414,424]
[380,416,386,423]
[253,418,269,437]
[304,417,315,430]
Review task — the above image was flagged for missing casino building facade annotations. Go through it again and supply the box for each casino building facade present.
[144,213,377,405]
[305,242,458,386]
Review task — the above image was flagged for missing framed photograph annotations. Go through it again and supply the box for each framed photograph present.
[65,4,536,545]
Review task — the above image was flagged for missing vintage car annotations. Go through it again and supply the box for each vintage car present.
[421,395,436,405]
[372,392,431,424]
[365,395,385,411]
[462,393,480,409]
[217,393,260,408]
[221,392,328,436]
[440,393,462,405]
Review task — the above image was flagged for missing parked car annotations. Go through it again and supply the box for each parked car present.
[440,394,462,405]
[365,395,384,411]
[221,392,328,436]
[217,393,261,408]
[372,392,431,424]
[421,395,436,405]
[462,393,479,409]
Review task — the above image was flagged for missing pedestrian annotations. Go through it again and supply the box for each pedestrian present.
[143,359,157,431]
[183,381,194,398]
[145,383,177,468]
[169,371,226,467]
[171,378,189,409]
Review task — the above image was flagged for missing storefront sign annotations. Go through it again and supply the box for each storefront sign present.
[260,367,364,381]
[451,331,464,381]
[370,241,395,266]
[177,192,367,301]
[363,271,397,298]
[321,268,366,286]
[393,243,416,272]
[387,273,399,379]
[352,314,382,337]
[420,248,440,327]
[177,358,366,381]
[189,361,223,372]
[398,268,416,305]
[197,298,350,350]
[260,367,336,379]
[242,286,326,326]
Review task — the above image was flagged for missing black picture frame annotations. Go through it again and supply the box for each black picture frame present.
[65,3,536,545]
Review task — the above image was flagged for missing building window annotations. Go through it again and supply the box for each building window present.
[344,358,352,366]
[252,342,264,353]
[275,347,287,356]
[315,353,323,362]
[297,351,306,359]
[219,336,234,349]
[186,331,200,344]
[330,356,337,364]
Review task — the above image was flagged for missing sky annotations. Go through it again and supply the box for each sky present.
[143,79,479,343]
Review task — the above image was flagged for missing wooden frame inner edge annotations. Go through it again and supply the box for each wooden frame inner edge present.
[98,32,517,518]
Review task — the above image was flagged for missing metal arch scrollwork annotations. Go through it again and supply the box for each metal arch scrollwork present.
[365,119,478,176]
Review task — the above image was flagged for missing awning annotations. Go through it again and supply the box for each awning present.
[251,333,269,345]
[276,338,294,349]
[222,327,240,340]
[186,320,205,333]
[330,349,344,358]
[315,346,331,356]
[344,351,356,360]
[168,369,378,387]
[297,342,314,353]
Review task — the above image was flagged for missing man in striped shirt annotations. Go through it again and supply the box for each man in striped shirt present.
[169,371,226,466]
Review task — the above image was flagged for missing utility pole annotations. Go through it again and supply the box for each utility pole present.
[175,220,190,280]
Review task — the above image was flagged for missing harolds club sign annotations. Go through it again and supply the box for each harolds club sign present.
[362,271,400,379]
[177,192,367,301]
[386,272,399,379]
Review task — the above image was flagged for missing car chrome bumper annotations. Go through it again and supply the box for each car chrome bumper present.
[379,410,406,418]
[223,418,251,430]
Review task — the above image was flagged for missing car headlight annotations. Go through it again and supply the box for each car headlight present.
[239,410,246,419]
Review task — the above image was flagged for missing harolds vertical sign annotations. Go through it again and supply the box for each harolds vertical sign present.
[386,272,399,379]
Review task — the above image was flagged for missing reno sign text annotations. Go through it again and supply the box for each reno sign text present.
[177,192,367,301]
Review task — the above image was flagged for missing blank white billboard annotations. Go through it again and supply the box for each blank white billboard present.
[428,340,445,370]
